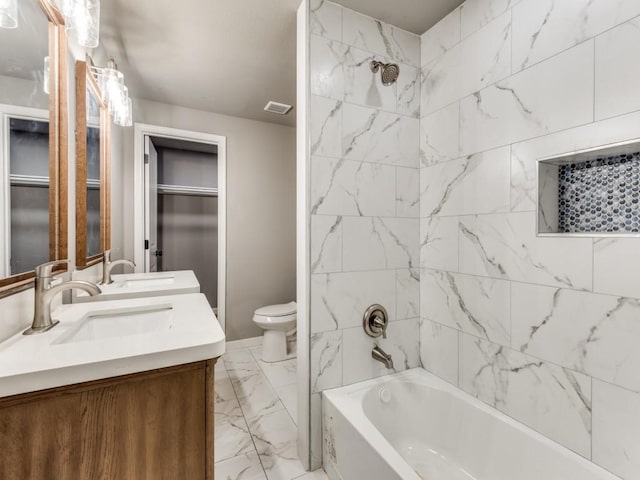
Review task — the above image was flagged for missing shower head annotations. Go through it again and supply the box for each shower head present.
[370,61,399,86]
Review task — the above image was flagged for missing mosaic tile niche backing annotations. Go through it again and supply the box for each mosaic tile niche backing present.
[558,152,640,233]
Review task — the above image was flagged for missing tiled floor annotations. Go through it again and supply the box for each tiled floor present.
[215,345,327,480]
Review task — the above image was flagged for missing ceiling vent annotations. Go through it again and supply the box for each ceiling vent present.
[264,101,293,115]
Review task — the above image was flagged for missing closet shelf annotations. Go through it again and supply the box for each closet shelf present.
[157,183,218,197]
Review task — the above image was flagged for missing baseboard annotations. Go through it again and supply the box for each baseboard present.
[225,336,263,352]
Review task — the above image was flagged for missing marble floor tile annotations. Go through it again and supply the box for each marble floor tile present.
[215,357,227,376]
[276,383,298,424]
[250,408,308,480]
[215,452,267,480]
[233,371,283,422]
[215,399,255,462]
[256,358,298,389]
[216,344,324,480]
[216,376,238,404]
[224,349,262,381]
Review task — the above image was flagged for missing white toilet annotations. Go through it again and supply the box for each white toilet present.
[252,301,297,362]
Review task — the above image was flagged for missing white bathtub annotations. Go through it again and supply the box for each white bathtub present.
[322,368,620,480]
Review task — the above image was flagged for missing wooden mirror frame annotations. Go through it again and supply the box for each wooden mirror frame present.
[0,1,68,298]
[75,60,110,269]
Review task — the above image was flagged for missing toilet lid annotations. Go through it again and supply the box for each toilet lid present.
[255,302,296,317]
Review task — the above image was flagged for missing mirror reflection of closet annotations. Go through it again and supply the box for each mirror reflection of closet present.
[75,60,109,268]
[0,0,67,294]
[85,82,101,258]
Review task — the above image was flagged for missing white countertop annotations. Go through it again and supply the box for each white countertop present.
[0,293,225,398]
[74,270,200,302]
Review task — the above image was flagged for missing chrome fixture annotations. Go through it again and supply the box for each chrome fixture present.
[363,304,389,338]
[0,0,17,29]
[370,61,399,86]
[90,58,133,127]
[101,249,136,285]
[372,345,394,369]
[24,260,101,335]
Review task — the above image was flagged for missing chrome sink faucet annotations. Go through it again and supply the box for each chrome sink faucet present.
[372,344,394,369]
[101,249,136,285]
[24,260,102,335]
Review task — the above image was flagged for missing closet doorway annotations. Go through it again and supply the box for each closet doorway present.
[134,124,226,331]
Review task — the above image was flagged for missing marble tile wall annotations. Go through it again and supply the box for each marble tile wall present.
[308,0,421,468]
[419,0,640,478]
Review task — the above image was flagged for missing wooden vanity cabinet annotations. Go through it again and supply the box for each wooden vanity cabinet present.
[0,359,217,480]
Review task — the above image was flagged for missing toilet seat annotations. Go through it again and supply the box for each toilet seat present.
[255,302,296,317]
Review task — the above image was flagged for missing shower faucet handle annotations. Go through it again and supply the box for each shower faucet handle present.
[363,304,389,339]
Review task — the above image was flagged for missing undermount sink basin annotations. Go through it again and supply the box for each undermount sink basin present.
[0,293,225,398]
[73,270,199,303]
[54,304,174,344]
[115,276,176,288]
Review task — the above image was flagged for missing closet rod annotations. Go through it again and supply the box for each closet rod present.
[9,175,100,189]
[157,183,218,197]
[9,174,49,187]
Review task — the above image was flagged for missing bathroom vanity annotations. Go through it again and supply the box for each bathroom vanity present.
[0,293,225,480]
[0,359,216,479]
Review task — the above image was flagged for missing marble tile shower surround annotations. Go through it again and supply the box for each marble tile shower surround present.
[305,0,640,477]
[416,0,640,478]
[308,0,421,470]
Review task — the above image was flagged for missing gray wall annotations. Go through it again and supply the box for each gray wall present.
[122,99,296,341]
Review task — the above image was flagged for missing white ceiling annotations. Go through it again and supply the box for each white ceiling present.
[337,0,464,35]
[99,0,462,128]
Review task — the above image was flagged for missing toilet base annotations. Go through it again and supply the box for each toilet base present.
[261,329,288,363]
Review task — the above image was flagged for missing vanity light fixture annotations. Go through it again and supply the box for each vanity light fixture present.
[43,56,50,94]
[54,0,100,48]
[90,58,133,127]
[0,0,18,29]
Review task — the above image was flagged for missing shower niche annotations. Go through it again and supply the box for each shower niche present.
[538,139,640,236]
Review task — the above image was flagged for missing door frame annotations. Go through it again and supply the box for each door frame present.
[133,123,227,331]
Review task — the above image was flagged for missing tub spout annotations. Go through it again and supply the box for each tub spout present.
[372,345,394,369]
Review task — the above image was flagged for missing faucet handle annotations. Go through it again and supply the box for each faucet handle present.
[363,304,389,339]
[103,249,112,263]
[372,316,387,339]
[35,260,68,278]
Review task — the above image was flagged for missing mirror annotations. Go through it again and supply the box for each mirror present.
[0,1,67,296]
[75,60,109,268]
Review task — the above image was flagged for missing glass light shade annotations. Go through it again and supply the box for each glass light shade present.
[114,96,132,127]
[43,56,50,94]
[106,76,125,112]
[53,0,77,18]
[111,85,128,115]
[0,0,18,29]
[95,67,124,107]
[71,0,100,48]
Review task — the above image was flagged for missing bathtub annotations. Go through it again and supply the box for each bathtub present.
[322,368,620,480]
